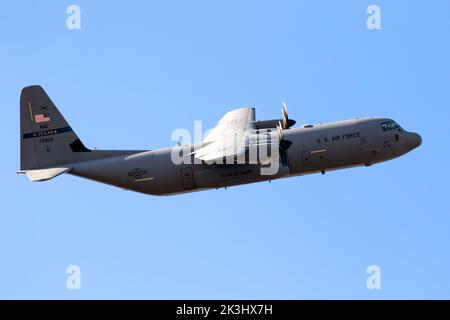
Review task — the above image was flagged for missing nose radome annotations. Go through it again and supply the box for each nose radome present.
[404,132,422,151]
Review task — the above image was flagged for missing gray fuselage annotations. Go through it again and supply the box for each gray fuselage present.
[69,117,421,196]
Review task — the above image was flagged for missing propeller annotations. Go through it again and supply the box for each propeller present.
[276,120,292,167]
[281,101,296,129]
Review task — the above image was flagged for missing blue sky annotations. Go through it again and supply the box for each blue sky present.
[1,0,449,299]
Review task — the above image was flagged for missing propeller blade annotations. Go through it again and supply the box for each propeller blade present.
[281,151,289,167]
[279,139,292,152]
[282,101,288,129]
[282,101,297,129]
[282,101,288,116]
[277,121,284,141]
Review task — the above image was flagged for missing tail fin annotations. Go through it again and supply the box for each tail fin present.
[20,85,90,171]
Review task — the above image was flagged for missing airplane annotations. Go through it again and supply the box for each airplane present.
[18,85,422,196]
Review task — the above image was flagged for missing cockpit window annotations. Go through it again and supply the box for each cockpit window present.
[381,121,403,132]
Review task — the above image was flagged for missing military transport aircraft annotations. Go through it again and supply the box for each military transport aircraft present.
[18,86,421,195]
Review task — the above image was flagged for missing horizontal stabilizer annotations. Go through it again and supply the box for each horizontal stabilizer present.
[18,167,71,182]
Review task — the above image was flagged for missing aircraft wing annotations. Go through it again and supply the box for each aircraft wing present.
[194,107,255,162]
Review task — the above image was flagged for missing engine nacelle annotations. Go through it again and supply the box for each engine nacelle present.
[254,118,296,130]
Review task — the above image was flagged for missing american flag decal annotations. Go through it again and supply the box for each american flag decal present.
[34,114,51,123]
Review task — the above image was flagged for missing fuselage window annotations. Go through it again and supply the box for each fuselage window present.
[395,134,399,141]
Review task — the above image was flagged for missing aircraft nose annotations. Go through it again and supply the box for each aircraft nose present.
[404,132,422,151]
